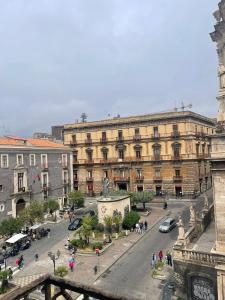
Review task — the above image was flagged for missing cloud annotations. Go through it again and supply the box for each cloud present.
[0,0,219,135]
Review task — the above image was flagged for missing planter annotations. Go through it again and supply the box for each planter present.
[76,242,113,256]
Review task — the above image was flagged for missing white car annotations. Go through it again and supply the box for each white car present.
[159,218,176,233]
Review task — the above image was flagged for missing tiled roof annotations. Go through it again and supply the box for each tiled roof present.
[0,136,67,149]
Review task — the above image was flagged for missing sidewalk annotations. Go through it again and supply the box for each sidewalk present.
[13,207,167,287]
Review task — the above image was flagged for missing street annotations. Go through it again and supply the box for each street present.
[94,195,209,300]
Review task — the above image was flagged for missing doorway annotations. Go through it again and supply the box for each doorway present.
[118,183,127,191]
[137,186,143,192]
[16,198,26,216]
[155,186,162,196]
[175,186,182,197]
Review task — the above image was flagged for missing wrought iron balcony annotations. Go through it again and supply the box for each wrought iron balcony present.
[171,155,181,161]
[151,134,160,140]
[135,175,144,182]
[173,176,183,182]
[153,176,162,182]
[100,138,108,144]
[171,131,180,138]
[151,155,162,161]
[86,177,94,182]
[84,159,94,165]
[85,139,92,145]
[41,163,48,170]
[116,137,124,143]
[70,141,77,147]
[133,134,141,142]
[42,183,50,191]
[114,176,130,182]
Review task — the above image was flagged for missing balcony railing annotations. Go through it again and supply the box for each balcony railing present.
[86,177,93,182]
[41,164,48,170]
[116,137,124,143]
[153,176,162,182]
[62,163,68,169]
[173,176,183,182]
[100,138,108,144]
[171,155,181,161]
[151,134,160,139]
[70,141,77,147]
[151,155,162,161]
[63,180,69,185]
[171,131,180,138]
[6,274,138,300]
[85,139,92,145]
[136,175,144,181]
[114,176,130,182]
[84,160,94,165]
[133,135,141,142]
[180,249,225,267]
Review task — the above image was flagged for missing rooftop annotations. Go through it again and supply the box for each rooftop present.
[64,111,216,130]
[0,136,68,150]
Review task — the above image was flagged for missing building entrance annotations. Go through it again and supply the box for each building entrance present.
[175,186,182,197]
[155,186,162,196]
[137,186,143,192]
[16,198,26,216]
[118,183,127,191]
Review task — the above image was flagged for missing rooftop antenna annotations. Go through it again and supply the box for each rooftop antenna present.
[174,102,192,112]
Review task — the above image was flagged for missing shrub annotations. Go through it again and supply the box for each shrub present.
[122,211,140,230]
[96,223,104,232]
[55,266,68,278]
[70,239,86,249]
[92,242,103,251]
[155,261,164,270]
[68,191,84,208]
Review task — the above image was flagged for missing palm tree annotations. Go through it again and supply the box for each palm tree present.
[113,215,122,233]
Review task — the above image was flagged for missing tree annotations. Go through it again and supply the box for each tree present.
[0,270,10,294]
[103,215,113,235]
[113,214,122,233]
[20,201,44,226]
[130,191,154,210]
[68,191,84,208]
[0,218,24,236]
[122,211,140,230]
[80,215,93,245]
[43,199,59,221]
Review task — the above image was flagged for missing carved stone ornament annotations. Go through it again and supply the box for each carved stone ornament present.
[177,216,185,240]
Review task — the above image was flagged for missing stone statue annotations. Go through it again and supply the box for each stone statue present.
[177,216,185,240]
[102,177,109,197]
[218,64,225,89]
[189,205,196,224]
[203,193,209,211]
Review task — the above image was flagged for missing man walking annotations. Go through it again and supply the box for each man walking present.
[159,250,163,262]
[151,253,156,268]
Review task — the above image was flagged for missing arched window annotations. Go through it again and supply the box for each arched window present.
[172,143,181,158]
[101,147,109,161]
[134,144,142,159]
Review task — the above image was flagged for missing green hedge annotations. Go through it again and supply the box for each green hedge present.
[92,242,103,251]
[70,239,86,249]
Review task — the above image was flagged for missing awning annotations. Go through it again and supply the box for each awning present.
[30,224,42,230]
[6,233,27,244]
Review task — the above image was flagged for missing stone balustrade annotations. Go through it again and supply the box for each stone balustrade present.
[180,249,225,266]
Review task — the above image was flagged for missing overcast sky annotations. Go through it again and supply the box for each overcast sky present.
[0,0,219,136]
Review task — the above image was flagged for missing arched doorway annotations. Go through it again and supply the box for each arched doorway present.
[16,199,26,216]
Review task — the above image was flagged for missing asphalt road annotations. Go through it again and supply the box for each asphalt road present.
[94,195,210,300]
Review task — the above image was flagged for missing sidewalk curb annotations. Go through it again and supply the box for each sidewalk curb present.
[94,211,170,282]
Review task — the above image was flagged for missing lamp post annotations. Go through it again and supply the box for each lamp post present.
[48,250,60,274]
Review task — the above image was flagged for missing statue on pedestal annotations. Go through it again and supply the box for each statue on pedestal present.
[218,64,225,89]
[189,205,196,226]
[102,177,109,197]
[177,216,185,240]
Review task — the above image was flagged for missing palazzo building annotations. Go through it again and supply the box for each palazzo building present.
[0,136,73,219]
[63,111,215,197]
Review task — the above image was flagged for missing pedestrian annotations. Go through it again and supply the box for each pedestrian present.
[69,212,73,223]
[8,268,13,280]
[135,223,139,234]
[139,221,143,234]
[159,250,163,262]
[144,220,148,231]
[94,265,98,275]
[95,248,100,256]
[34,253,39,262]
[68,256,75,272]
[47,228,51,238]
[18,255,24,269]
[167,251,172,267]
[151,253,156,268]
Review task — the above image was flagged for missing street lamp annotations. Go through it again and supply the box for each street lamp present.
[48,250,60,274]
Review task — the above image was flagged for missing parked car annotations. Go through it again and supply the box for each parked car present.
[159,218,177,233]
[68,218,82,231]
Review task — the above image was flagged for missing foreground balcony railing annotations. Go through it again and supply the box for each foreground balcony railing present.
[180,249,225,267]
[114,176,130,182]
[4,274,138,300]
